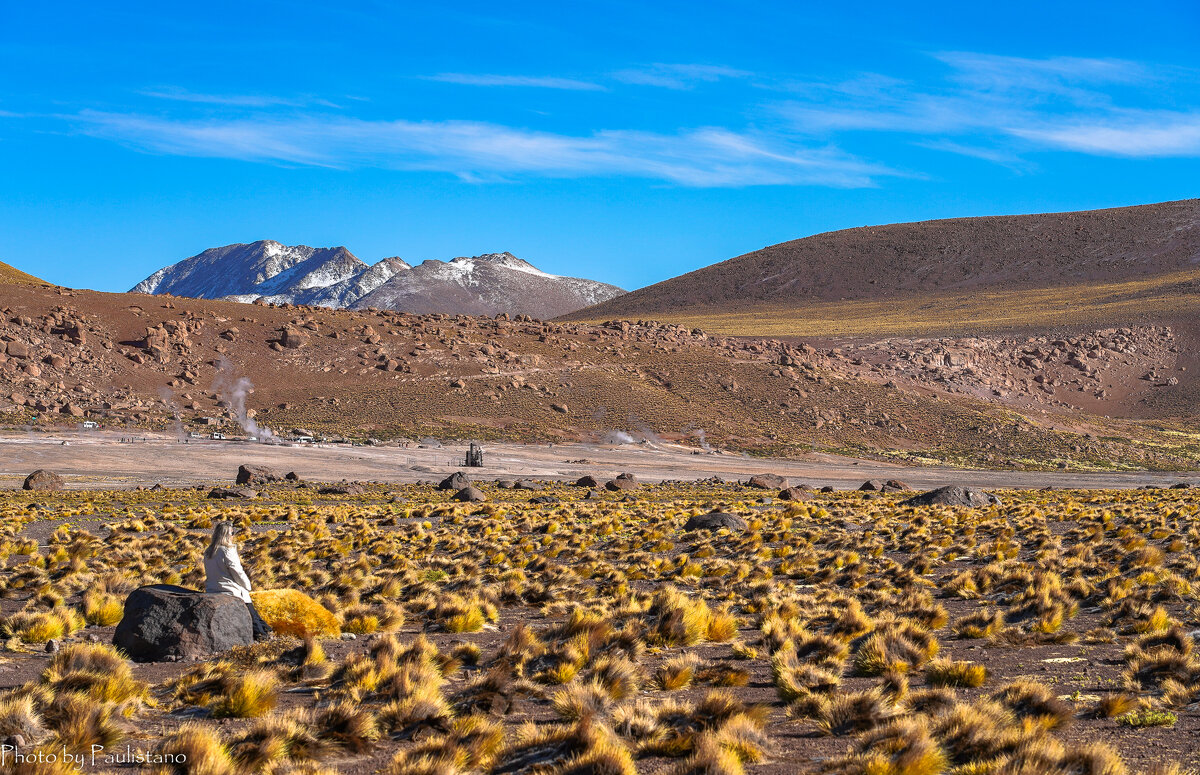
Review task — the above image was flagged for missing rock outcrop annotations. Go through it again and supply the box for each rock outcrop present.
[113,585,252,662]
[683,512,749,532]
[903,486,1001,508]
[23,469,63,491]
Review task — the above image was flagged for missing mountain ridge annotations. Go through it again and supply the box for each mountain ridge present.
[567,199,1200,331]
[132,241,624,317]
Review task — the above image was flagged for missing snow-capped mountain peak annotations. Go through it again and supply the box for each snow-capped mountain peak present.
[131,243,624,317]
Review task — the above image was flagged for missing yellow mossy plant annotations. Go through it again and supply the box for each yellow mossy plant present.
[250,589,340,638]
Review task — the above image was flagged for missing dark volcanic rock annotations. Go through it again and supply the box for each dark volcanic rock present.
[237,464,280,485]
[113,584,252,662]
[858,480,884,492]
[438,472,471,491]
[575,475,601,488]
[23,469,63,491]
[903,486,1001,508]
[778,486,813,502]
[820,485,836,493]
[208,487,258,500]
[453,486,486,502]
[683,512,749,532]
[319,484,364,495]
[530,495,560,505]
[747,473,787,490]
[605,478,638,491]
[513,480,543,491]
[882,479,912,492]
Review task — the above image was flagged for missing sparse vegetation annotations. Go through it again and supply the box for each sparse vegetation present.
[0,478,1191,771]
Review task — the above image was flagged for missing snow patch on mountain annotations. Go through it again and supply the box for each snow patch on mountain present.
[131,244,623,317]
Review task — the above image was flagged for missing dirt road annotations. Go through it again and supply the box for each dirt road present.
[0,430,1193,490]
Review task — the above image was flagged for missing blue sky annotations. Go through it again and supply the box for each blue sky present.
[2,1,1199,292]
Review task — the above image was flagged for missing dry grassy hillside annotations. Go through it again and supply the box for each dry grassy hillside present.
[0,259,49,286]
[0,282,1199,470]
[569,200,1200,338]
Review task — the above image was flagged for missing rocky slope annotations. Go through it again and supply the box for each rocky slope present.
[571,199,1200,321]
[132,242,623,317]
[3,281,1200,470]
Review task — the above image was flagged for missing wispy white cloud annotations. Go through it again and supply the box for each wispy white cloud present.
[423,73,606,91]
[140,87,341,108]
[1010,112,1200,157]
[71,110,893,188]
[613,63,751,90]
[776,53,1200,160]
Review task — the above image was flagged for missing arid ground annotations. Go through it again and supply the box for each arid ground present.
[0,443,1197,774]
[2,432,1197,491]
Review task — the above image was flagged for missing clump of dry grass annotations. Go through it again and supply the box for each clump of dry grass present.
[924,658,987,688]
[153,722,235,775]
[991,680,1073,730]
[654,653,701,691]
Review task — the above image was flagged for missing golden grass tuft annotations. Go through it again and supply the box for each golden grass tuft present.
[250,589,340,638]
[210,670,280,719]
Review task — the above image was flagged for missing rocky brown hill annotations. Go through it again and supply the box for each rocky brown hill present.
[2,281,1200,471]
[571,199,1200,320]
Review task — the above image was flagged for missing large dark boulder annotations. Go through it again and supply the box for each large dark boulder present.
[575,475,601,488]
[882,479,912,492]
[113,585,252,662]
[683,512,749,532]
[453,486,486,502]
[438,472,471,491]
[858,480,883,492]
[319,483,364,495]
[778,486,813,502]
[236,464,279,485]
[23,470,63,491]
[747,473,787,490]
[208,487,257,500]
[605,478,638,491]
[903,486,1001,508]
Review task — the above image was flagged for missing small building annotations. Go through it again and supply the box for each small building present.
[464,443,484,467]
